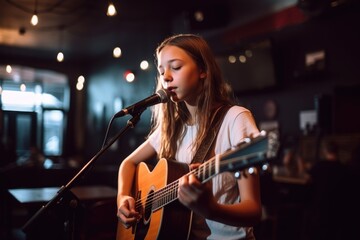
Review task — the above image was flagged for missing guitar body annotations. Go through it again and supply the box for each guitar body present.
[116,158,192,240]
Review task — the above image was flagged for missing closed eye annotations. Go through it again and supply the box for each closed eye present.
[172,66,181,71]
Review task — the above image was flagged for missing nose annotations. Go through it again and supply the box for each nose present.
[162,69,172,82]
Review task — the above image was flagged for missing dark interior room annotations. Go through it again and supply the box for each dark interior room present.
[1,0,360,239]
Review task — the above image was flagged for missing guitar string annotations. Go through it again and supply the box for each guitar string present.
[133,153,263,212]
[136,153,258,211]
[132,135,275,213]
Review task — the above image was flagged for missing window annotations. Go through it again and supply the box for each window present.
[0,65,69,160]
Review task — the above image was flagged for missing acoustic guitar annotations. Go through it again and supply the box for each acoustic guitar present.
[116,131,279,240]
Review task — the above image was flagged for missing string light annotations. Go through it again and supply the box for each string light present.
[57,52,64,62]
[6,65,12,73]
[228,55,236,64]
[76,75,85,91]
[140,60,149,70]
[124,71,135,82]
[107,2,117,16]
[113,47,122,58]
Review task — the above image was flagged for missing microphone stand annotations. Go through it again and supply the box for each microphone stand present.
[22,109,145,239]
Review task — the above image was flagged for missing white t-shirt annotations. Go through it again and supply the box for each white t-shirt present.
[149,105,260,240]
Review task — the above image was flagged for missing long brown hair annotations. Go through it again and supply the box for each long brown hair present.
[151,33,235,160]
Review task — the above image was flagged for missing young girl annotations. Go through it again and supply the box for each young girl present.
[117,33,262,240]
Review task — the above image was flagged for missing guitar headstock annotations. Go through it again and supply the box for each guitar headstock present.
[263,130,280,160]
[218,130,280,176]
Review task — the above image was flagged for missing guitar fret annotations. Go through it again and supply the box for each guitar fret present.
[152,181,179,211]
[205,161,210,180]
[196,159,218,183]
[210,160,215,178]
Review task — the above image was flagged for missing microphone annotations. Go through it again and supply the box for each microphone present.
[114,89,170,118]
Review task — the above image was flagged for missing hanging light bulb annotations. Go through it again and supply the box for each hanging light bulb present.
[31,0,38,26]
[107,2,117,16]
[56,26,65,62]
[57,51,64,62]
[31,13,38,26]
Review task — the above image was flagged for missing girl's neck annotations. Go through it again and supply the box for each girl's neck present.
[185,102,198,126]
[185,101,223,125]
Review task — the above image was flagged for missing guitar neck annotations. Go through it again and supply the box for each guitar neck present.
[149,157,219,211]
[142,131,276,212]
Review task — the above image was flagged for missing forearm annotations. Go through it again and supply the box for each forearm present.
[117,159,136,205]
[207,199,262,227]
[117,139,157,205]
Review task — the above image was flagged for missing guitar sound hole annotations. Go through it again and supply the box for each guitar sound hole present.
[144,189,154,222]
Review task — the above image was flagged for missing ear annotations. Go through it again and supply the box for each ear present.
[200,72,207,79]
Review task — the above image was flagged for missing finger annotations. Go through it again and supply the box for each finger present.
[188,174,201,187]
[127,197,137,212]
[118,199,140,221]
[179,174,189,187]
[179,177,198,202]
[178,176,191,201]
[118,201,132,217]
[189,163,201,170]
[118,208,139,227]
[178,187,192,207]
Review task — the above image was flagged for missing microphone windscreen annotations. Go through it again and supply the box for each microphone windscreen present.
[157,89,170,103]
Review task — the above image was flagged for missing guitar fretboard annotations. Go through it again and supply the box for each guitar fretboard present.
[150,157,220,211]
[135,131,277,215]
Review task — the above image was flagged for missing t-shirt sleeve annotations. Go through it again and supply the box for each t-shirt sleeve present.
[223,106,260,149]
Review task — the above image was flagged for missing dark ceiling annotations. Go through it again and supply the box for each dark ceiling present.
[3,0,352,61]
